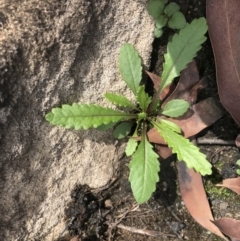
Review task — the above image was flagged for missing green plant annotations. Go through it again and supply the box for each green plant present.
[45,18,211,204]
[236,159,240,175]
[147,0,187,38]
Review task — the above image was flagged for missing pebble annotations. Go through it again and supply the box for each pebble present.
[211,199,221,205]
[225,212,233,218]
[219,202,229,210]
[104,199,112,208]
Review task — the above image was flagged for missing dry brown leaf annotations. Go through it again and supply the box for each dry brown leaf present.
[235,134,240,147]
[216,177,240,195]
[178,162,227,240]
[155,144,172,159]
[213,218,240,240]
[146,71,175,100]
[163,61,207,106]
[172,97,223,138]
[207,0,240,126]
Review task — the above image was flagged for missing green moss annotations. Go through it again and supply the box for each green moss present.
[206,184,232,198]
[205,180,240,204]
[214,160,224,170]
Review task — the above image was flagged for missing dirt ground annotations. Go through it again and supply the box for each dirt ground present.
[57,1,240,240]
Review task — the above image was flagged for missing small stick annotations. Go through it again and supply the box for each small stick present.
[107,204,139,241]
[116,224,176,238]
[196,138,236,146]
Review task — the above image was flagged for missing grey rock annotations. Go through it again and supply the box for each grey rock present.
[0,0,154,240]
[219,201,229,210]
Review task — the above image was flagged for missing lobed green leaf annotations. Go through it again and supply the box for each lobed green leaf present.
[159,118,181,133]
[161,99,189,117]
[152,120,212,175]
[125,138,138,157]
[159,18,208,93]
[104,92,136,109]
[45,103,137,130]
[113,122,133,139]
[129,133,160,204]
[136,85,152,112]
[118,43,142,95]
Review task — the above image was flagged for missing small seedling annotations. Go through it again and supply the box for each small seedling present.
[46,18,211,204]
[236,159,240,175]
[147,0,186,38]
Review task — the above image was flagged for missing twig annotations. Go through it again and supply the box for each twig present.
[107,204,139,241]
[196,138,236,146]
[165,206,182,222]
[114,204,139,223]
[116,223,176,237]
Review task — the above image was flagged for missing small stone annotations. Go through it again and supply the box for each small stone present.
[225,212,233,218]
[161,181,168,191]
[219,202,229,210]
[211,199,221,205]
[104,199,112,208]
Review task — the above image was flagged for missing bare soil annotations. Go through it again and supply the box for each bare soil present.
[57,1,240,240]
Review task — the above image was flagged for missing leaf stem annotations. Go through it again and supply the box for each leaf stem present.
[147,87,162,115]
[141,120,147,142]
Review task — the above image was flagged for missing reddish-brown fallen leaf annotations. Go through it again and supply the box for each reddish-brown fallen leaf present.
[155,144,172,159]
[173,97,223,137]
[145,71,161,92]
[147,128,166,145]
[178,162,227,240]
[213,218,240,240]
[235,134,240,147]
[207,0,240,126]
[163,61,207,106]
[146,71,174,100]
[216,177,240,195]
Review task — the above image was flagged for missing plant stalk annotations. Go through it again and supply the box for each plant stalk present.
[147,84,163,114]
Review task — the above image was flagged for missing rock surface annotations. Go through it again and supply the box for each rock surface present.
[0,0,153,240]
